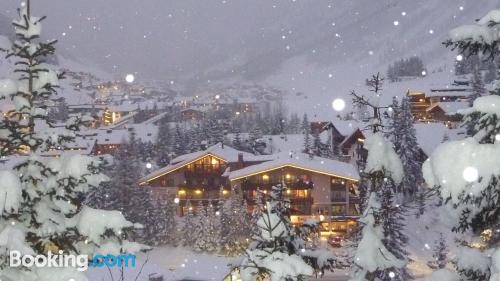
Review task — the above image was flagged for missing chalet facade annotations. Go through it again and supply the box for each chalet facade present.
[425,102,468,128]
[323,120,367,165]
[228,154,360,236]
[138,144,360,237]
[138,144,271,214]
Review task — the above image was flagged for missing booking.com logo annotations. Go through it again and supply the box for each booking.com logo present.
[10,250,136,272]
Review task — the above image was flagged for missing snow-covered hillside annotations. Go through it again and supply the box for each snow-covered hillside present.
[185,0,499,118]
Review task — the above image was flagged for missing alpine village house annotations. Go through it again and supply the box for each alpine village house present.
[138,143,360,238]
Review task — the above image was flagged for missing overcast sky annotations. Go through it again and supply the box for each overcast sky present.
[2,0,325,82]
[1,0,498,93]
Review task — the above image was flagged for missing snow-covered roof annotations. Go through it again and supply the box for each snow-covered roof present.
[139,143,260,184]
[228,152,359,182]
[107,102,139,112]
[140,112,169,125]
[83,124,158,145]
[426,88,472,97]
[329,119,361,137]
[426,101,469,115]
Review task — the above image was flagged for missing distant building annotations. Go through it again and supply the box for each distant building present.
[406,87,471,123]
[425,102,468,128]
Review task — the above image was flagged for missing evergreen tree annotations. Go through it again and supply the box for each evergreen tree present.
[156,119,171,167]
[173,123,188,156]
[445,12,500,60]
[153,192,178,246]
[414,189,427,218]
[164,193,179,245]
[393,97,422,198]
[349,74,409,281]
[484,60,497,84]
[240,185,313,281]
[220,187,251,256]
[288,112,301,133]
[312,132,322,157]
[88,133,157,243]
[469,66,487,106]
[54,97,69,121]
[181,200,197,247]
[302,113,311,153]
[0,3,143,279]
[272,102,287,135]
[151,198,168,245]
[429,233,448,270]
[193,201,206,252]
[378,179,411,281]
[197,201,220,253]
[233,127,243,150]
[427,22,500,279]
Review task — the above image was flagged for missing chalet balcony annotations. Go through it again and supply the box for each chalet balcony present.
[240,180,314,191]
[183,164,226,177]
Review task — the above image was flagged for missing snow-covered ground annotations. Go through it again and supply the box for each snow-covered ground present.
[86,246,239,281]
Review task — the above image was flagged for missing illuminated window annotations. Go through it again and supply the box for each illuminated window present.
[262,174,269,182]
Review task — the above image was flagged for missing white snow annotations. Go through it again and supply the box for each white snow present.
[256,203,287,241]
[86,246,237,281]
[363,133,403,184]
[228,151,359,181]
[13,6,42,38]
[0,79,17,96]
[424,269,460,281]
[241,250,313,281]
[76,206,134,245]
[0,225,34,256]
[0,170,22,215]
[422,138,500,204]
[491,249,500,281]
[477,10,500,25]
[473,95,500,116]
[455,247,491,275]
[353,216,405,274]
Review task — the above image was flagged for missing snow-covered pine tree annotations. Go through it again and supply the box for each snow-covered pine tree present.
[425,17,500,277]
[0,3,144,280]
[233,126,243,150]
[312,132,322,157]
[288,112,301,134]
[484,60,498,84]
[156,117,172,167]
[251,188,264,226]
[181,200,197,247]
[88,132,157,243]
[240,186,313,281]
[173,123,188,156]
[378,178,411,281]
[386,97,401,149]
[163,191,179,246]
[193,201,206,252]
[349,74,408,281]
[220,186,251,256]
[271,101,287,135]
[430,233,448,270]
[445,11,500,60]
[302,113,311,154]
[394,97,422,198]
[201,201,220,253]
[469,66,487,106]
[53,97,69,121]
[151,198,168,246]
